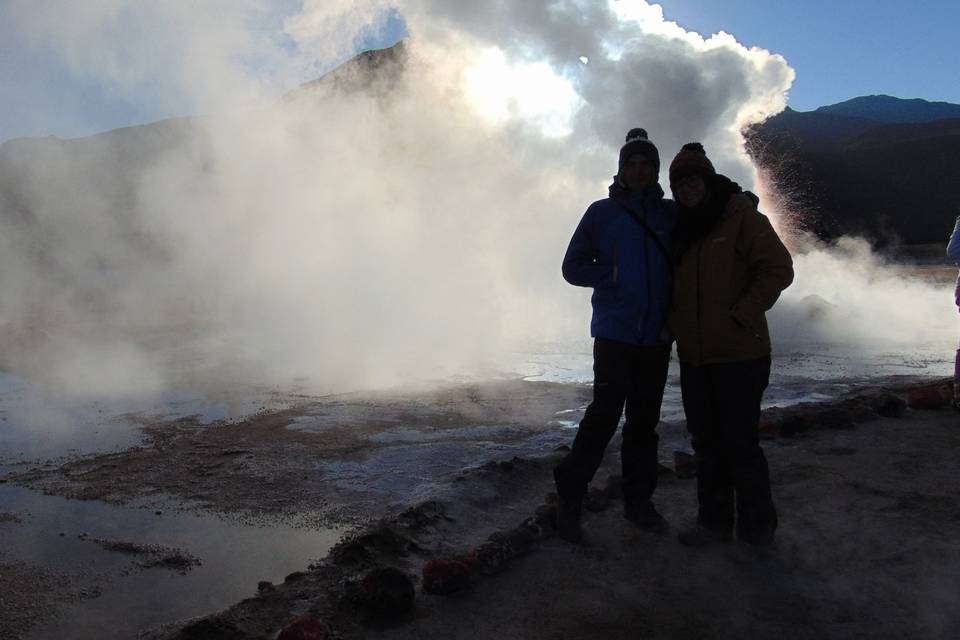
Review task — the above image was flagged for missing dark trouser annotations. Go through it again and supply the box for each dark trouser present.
[954,348,960,399]
[680,356,777,538]
[554,338,670,507]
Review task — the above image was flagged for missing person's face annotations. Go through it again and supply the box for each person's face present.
[673,174,707,208]
[620,154,656,191]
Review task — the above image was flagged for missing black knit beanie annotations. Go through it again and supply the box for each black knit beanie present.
[669,142,716,185]
[618,128,660,174]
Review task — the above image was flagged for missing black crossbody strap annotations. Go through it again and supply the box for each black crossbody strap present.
[615,198,674,272]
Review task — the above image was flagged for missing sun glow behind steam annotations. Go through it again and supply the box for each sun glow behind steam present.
[462,47,582,137]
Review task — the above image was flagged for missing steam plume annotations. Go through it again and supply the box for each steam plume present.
[0,1,952,399]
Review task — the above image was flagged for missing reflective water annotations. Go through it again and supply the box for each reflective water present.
[0,484,340,640]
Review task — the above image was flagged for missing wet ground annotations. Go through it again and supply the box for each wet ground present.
[0,484,342,639]
[0,338,955,638]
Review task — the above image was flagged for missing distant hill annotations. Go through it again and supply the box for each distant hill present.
[745,95,960,246]
[815,94,960,124]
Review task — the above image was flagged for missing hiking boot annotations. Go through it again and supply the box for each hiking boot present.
[624,501,669,533]
[677,524,733,547]
[555,497,583,544]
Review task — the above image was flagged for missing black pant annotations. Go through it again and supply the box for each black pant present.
[554,338,670,506]
[680,356,777,537]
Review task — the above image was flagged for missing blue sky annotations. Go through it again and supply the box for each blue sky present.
[1,1,958,142]
[655,0,960,111]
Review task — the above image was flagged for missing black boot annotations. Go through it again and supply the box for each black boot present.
[556,496,584,543]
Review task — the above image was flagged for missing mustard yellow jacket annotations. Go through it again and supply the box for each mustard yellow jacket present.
[668,193,794,366]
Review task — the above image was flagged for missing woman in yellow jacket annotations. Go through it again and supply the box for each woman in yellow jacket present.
[667,143,794,547]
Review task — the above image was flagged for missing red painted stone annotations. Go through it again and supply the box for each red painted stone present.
[276,614,329,640]
[907,386,950,410]
[422,555,480,595]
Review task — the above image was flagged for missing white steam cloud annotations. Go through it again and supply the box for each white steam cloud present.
[0,0,952,399]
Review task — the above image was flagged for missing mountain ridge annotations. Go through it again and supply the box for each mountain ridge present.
[813,94,960,124]
[745,95,960,245]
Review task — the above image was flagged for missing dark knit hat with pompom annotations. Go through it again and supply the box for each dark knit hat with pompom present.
[669,142,716,185]
[618,128,660,173]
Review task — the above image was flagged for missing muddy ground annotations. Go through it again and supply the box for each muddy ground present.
[0,380,589,638]
[2,378,959,639]
[6,380,590,524]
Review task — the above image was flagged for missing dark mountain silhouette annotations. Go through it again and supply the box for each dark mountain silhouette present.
[815,94,960,124]
[745,95,960,246]
[283,40,407,100]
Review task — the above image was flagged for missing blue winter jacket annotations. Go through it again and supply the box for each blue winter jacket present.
[562,181,676,346]
[948,216,960,308]
[948,215,960,263]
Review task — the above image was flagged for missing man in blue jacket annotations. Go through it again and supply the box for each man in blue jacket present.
[554,128,675,543]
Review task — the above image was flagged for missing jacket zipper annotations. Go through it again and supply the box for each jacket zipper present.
[696,241,703,365]
[642,210,652,341]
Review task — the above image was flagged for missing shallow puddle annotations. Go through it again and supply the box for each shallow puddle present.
[0,484,342,639]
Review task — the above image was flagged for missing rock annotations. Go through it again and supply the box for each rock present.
[276,614,330,640]
[818,407,857,430]
[871,393,908,418]
[907,385,951,410]
[396,500,446,528]
[844,400,882,423]
[179,618,252,640]
[673,451,697,479]
[330,524,421,566]
[758,419,780,439]
[777,413,816,437]
[360,566,415,617]
[488,522,540,555]
[603,475,623,500]
[474,541,510,575]
[422,555,479,595]
[534,503,558,527]
[256,580,274,594]
[584,486,610,512]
